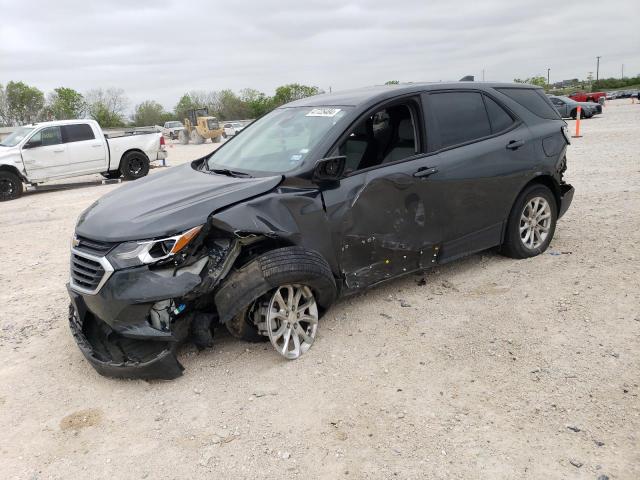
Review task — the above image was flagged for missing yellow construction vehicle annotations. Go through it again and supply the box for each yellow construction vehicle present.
[178,107,224,144]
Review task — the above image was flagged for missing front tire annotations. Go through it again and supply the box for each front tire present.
[501,184,557,259]
[191,130,204,144]
[120,151,150,180]
[0,171,23,201]
[178,130,189,144]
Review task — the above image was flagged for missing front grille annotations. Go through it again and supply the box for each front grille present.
[75,235,115,256]
[70,250,113,294]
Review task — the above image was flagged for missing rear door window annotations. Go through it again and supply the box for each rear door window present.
[428,92,491,149]
[483,96,515,134]
[62,124,95,143]
[496,88,561,119]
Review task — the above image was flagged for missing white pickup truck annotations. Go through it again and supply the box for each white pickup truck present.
[0,119,167,201]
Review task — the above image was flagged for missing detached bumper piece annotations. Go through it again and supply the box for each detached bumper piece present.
[68,293,184,380]
[558,183,575,219]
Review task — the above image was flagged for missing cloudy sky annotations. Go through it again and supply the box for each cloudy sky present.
[1,0,638,112]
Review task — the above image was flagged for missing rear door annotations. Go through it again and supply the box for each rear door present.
[420,90,534,262]
[62,123,107,173]
[21,126,68,180]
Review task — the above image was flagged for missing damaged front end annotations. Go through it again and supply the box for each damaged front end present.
[67,224,243,380]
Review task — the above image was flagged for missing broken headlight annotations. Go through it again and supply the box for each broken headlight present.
[107,225,203,269]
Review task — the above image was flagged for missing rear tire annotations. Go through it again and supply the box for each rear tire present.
[570,109,577,120]
[0,171,23,201]
[178,130,189,144]
[501,184,557,259]
[120,151,149,180]
[212,135,222,143]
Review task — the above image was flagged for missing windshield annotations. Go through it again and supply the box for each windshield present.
[207,106,351,174]
[0,127,34,147]
[166,122,182,128]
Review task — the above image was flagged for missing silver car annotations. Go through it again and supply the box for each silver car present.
[548,96,598,119]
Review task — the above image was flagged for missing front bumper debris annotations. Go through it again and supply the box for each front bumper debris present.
[68,286,184,379]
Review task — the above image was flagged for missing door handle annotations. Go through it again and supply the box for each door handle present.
[91,144,102,148]
[413,167,438,178]
[53,149,64,153]
[506,139,525,150]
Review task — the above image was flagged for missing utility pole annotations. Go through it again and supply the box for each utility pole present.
[621,64,624,79]
[547,68,550,86]
[482,69,485,81]
[596,56,600,81]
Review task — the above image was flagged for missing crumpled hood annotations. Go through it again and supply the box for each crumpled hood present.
[76,162,282,242]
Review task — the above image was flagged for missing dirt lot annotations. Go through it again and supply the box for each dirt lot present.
[1,101,639,480]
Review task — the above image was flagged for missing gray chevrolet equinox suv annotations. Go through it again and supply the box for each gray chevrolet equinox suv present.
[67,82,574,379]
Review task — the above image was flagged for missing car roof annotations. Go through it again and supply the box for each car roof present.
[284,82,543,108]
[25,119,96,127]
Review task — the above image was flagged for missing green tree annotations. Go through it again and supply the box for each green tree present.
[272,84,322,107]
[385,80,400,85]
[133,100,168,126]
[0,84,8,126]
[85,88,129,128]
[217,89,251,120]
[174,93,196,122]
[47,87,85,120]
[4,81,45,125]
[240,88,273,118]
[514,76,547,87]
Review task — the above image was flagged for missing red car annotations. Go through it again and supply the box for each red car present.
[568,91,606,103]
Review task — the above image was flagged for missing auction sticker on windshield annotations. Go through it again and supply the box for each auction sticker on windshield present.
[306,108,341,117]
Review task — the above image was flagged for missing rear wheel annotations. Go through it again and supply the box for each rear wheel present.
[178,129,189,144]
[120,151,149,180]
[501,184,557,259]
[0,171,23,201]
[212,135,222,143]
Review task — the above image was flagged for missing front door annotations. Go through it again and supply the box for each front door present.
[21,126,69,180]
[322,99,440,291]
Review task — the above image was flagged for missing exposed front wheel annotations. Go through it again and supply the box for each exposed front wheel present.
[0,171,23,201]
[120,152,150,180]
[178,130,189,144]
[501,184,557,259]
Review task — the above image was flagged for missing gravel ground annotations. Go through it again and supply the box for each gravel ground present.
[1,101,639,480]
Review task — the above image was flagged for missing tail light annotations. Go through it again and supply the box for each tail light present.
[160,136,165,146]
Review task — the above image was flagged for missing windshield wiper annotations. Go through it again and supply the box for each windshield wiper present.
[210,168,253,178]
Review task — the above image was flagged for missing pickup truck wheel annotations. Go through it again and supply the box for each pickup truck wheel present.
[0,171,23,201]
[121,152,149,180]
[501,184,557,259]
[178,130,189,144]
[570,109,577,119]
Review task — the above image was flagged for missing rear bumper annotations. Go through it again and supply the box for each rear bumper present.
[558,184,574,219]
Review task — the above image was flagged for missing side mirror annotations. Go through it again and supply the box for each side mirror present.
[312,156,346,183]
[23,141,40,149]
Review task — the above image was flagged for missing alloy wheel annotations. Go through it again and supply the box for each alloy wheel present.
[519,196,552,249]
[265,284,318,360]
